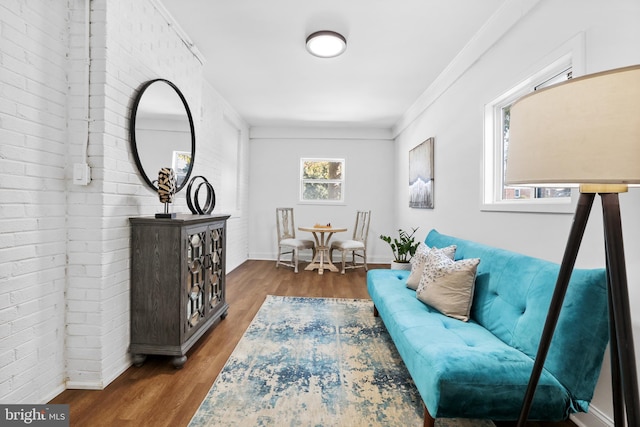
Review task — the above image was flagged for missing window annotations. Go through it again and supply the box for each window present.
[300,158,344,203]
[501,69,573,201]
[483,57,574,213]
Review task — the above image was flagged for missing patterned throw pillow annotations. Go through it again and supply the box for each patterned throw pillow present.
[416,248,480,322]
[406,243,456,290]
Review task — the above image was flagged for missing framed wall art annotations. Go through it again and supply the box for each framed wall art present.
[409,137,434,209]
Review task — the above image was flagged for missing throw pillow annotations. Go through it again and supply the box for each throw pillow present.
[406,243,456,290]
[416,248,480,321]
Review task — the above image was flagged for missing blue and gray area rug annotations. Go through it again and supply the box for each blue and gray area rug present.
[189,295,495,427]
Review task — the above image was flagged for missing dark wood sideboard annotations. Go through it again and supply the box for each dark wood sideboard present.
[129,214,230,368]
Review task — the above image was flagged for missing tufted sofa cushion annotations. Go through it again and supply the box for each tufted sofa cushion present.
[367,229,609,421]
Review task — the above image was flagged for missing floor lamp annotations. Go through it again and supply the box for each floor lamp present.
[505,65,640,426]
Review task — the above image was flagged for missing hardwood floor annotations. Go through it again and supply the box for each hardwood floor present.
[51,260,576,427]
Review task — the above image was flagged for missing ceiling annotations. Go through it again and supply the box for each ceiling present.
[159,0,506,129]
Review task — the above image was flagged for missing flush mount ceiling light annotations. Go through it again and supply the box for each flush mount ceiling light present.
[305,31,347,58]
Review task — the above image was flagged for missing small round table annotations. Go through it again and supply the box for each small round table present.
[298,226,347,274]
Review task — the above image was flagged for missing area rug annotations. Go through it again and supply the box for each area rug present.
[188,295,495,427]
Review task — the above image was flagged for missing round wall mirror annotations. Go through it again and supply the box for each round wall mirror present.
[130,79,195,193]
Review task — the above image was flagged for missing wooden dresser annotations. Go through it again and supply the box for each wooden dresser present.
[129,214,230,368]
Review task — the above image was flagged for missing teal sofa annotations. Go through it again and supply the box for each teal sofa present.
[367,229,609,425]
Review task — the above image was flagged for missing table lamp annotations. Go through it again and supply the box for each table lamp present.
[505,64,640,425]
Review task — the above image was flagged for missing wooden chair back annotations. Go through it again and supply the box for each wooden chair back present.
[276,207,296,242]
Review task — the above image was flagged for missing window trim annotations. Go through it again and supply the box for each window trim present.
[299,157,346,204]
[481,51,583,214]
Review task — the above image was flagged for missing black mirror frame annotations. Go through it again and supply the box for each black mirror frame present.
[129,78,196,193]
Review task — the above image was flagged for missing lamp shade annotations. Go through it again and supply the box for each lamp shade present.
[505,65,640,186]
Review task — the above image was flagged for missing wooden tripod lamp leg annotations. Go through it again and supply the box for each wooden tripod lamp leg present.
[601,193,640,425]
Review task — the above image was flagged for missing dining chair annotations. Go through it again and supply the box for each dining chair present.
[330,210,371,274]
[275,207,315,273]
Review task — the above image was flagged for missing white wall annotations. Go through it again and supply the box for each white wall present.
[199,83,250,272]
[0,0,249,403]
[248,127,396,264]
[393,0,640,425]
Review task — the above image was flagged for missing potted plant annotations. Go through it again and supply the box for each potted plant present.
[379,227,420,270]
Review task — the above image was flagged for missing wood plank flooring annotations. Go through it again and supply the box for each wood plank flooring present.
[50,260,576,427]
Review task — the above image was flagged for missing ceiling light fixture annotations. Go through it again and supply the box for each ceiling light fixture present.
[305,31,346,58]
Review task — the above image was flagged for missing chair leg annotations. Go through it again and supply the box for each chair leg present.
[276,247,281,268]
[293,249,299,273]
[341,250,346,274]
[363,249,368,271]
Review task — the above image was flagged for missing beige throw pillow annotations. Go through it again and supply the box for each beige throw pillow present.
[416,248,480,322]
[406,243,456,290]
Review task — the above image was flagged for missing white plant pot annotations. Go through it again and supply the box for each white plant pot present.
[391,261,412,271]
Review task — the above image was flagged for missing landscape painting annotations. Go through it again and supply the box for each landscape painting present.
[409,137,434,209]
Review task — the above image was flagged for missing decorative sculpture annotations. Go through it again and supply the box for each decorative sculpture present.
[186,175,215,215]
[155,167,177,218]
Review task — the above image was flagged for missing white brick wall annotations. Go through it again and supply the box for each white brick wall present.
[64,0,106,389]
[1,0,250,402]
[66,0,250,389]
[0,0,69,403]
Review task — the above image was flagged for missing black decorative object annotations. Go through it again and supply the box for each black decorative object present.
[186,175,215,215]
[156,167,177,218]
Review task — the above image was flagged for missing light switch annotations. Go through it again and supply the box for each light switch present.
[73,163,91,185]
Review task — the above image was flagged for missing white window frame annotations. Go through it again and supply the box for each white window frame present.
[481,43,585,214]
[299,158,345,204]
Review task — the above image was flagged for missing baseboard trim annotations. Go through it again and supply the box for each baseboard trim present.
[65,360,132,391]
[248,253,391,265]
[65,380,105,390]
[102,360,132,390]
[42,384,67,404]
[570,405,613,427]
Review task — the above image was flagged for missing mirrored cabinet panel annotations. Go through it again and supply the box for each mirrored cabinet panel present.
[208,229,225,312]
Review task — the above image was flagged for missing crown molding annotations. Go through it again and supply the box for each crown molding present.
[392,0,541,138]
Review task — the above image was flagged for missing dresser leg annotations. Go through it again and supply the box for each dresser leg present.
[172,355,187,369]
[132,354,146,367]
